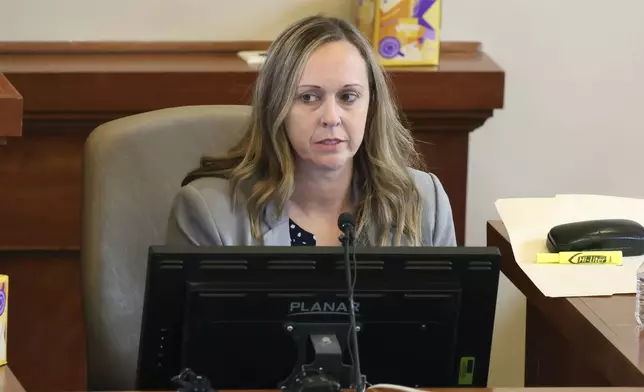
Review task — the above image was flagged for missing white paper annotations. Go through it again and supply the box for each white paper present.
[237,50,266,67]
[495,194,644,298]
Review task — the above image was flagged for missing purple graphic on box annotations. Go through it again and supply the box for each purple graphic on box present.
[413,0,437,43]
[0,283,5,316]
[379,37,404,59]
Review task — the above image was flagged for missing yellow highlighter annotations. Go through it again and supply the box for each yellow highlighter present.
[536,251,623,265]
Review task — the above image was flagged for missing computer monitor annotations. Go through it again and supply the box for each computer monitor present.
[136,246,500,390]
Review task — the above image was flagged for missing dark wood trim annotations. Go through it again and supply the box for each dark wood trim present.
[0,73,23,138]
[0,41,271,54]
[0,40,481,54]
[0,249,85,392]
[0,246,81,252]
[3,64,504,113]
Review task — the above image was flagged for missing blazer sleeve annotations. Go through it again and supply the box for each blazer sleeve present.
[413,170,456,246]
[427,172,457,246]
[165,184,223,246]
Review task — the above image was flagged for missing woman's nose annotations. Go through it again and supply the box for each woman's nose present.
[321,100,341,128]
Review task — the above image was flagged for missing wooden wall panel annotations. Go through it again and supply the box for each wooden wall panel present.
[0,73,22,138]
[0,123,92,250]
[0,251,85,392]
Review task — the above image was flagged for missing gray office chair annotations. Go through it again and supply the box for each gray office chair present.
[81,105,251,390]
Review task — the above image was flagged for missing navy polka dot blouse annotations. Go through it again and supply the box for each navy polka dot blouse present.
[289,219,316,246]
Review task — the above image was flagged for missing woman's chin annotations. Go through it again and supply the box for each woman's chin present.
[312,157,353,172]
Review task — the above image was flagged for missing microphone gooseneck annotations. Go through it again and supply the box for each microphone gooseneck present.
[337,212,365,392]
[338,212,356,240]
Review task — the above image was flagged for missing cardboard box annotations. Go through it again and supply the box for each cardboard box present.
[0,275,7,366]
[356,0,441,66]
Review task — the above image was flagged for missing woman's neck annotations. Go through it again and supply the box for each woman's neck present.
[290,161,354,216]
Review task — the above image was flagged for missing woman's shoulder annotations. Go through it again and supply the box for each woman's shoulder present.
[177,176,237,212]
[166,176,251,246]
[183,175,233,197]
[407,168,442,194]
[174,175,255,223]
[407,168,449,207]
[406,167,457,246]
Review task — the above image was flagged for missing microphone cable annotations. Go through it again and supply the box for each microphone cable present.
[338,213,367,392]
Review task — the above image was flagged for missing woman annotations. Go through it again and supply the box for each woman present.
[166,15,456,247]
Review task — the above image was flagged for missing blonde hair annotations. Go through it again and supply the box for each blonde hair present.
[183,15,425,246]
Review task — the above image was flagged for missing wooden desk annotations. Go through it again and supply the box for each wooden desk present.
[0,73,23,143]
[121,389,644,392]
[486,220,644,387]
[0,41,504,392]
[4,364,644,392]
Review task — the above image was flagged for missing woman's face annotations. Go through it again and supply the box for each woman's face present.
[285,40,370,173]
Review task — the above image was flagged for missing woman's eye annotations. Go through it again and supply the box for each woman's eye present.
[341,93,359,103]
[300,93,319,103]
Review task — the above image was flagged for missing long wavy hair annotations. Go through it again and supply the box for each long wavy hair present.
[183,15,426,246]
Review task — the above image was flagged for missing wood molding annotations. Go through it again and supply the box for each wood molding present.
[405,110,495,131]
[3,62,503,113]
[0,41,271,54]
[19,109,494,132]
[0,40,480,54]
[0,73,23,137]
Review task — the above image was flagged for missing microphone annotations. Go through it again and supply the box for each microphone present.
[338,212,356,243]
[337,212,365,392]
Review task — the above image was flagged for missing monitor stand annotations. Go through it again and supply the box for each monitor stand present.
[279,323,355,392]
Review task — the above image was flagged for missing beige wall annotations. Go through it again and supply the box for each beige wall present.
[0,0,354,41]
[4,0,644,387]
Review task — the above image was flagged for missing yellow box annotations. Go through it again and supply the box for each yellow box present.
[0,275,6,366]
[356,0,441,66]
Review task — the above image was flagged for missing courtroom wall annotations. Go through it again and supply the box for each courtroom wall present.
[0,0,354,41]
[452,1,644,388]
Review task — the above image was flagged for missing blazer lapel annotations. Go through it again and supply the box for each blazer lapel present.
[261,221,291,246]
[260,200,291,246]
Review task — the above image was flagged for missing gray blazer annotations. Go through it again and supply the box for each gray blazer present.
[166,168,457,247]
